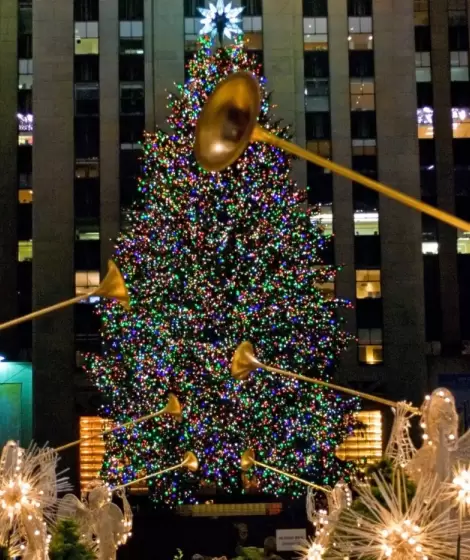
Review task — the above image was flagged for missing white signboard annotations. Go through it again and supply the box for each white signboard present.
[276,528,307,552]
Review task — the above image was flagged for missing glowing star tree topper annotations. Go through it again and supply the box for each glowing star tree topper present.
[198,0,244,44]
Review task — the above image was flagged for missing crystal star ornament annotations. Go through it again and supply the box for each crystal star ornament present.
[198,0,244,40]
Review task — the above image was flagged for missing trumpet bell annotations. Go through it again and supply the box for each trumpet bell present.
[94,260,130,310]
[231,341,257,381]
[182,451,199,472]
[195,72,261,172]
[241,449,255,471]
[163,393,183,422]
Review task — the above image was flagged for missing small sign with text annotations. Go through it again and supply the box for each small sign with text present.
[276,528,307,552]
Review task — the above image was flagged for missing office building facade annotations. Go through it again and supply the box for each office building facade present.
[0,0,469,480]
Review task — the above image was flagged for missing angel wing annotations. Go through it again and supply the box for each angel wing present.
[96,503,125,560]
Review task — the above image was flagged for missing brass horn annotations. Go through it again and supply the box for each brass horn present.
[55,393,182,452]
[240,449,328,493]
[231,341,419,413]
[0,259,129,332]
[195,72,470,232]
[114,450,199,490]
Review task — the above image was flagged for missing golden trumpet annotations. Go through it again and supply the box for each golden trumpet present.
[55,393,182,453]
[195,72,470,232]
[0,260,129,332]
[231,341,419,414]
[241,449,328,494]
[114,451,199,490]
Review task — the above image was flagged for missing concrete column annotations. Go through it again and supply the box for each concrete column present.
[328,0,356,372]
[100,2,120,271]
[32,0,76,470]
[430,0,460,351]
[263,0,306,187]
[0,0,18,356]
[373,0,427,403]
[145,0,185,131]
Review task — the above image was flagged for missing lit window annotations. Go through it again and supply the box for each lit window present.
[306,140,331,157]
[451,66,470,81]
[417,107,470,139]
[304,17,328,50]
[311,205,333,235]
[75,271,100,297]
[243,16,263,32]
[358,328,383,365]
[75,160,99,179]
[18,135,33,146]
[414,0,429,25]
[348,16,372,33]
[350,78,375,111]
[356,270,381,299]
[75,21,99,39]
[458,231,470,254]
[18,189,33,204]
[422,241,438,254]
[120,20,143,38]
[79,417,110,493]
[18,240,32,262]
[336,410,382,463]
[348,33,373,50]
[351,138,376,156]
[75,38,99,55]
[415,51,431,82]
[354,211,379,236]
[305,78,329,112]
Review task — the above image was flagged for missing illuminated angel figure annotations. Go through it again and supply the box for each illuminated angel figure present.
[0,440,70,560]
[330,471,470,560]
[58,480,132,560]
[385,402,417,469]
[198,0,244,43]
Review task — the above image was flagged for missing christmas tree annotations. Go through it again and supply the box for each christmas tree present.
[89,35,359,505]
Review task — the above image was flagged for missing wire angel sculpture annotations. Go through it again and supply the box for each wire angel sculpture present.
[301,481,352,559]
[406,388,459,484]
[329,470,470,560]
[385,402,417,469]
[58,479,132,560]
[0,440,71,560]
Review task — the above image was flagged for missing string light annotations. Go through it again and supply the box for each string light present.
[88,36,359,505]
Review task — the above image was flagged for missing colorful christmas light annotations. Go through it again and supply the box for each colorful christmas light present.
[88,36,359,505]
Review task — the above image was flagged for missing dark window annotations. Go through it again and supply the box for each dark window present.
[19,5,32,35]
[75,84,99,116]
[419,139,435,167]
[455,168,470,195]
[74,178,100,219]
[417,82,433,107]
[120,149,141,179]
[451,81,470,106]
[351,111,376,139]
[349,50,375,77]
[75,55,99,82]
[184,0,204,17]
[75,117,100,158]
[18,33,32,58]
[353,183,379,212]
[415,26,431,51]
[420,169,437,197]
[355,236,381,267]
[424,256,441,341]
[120,85,144,115]
[303,0,328,17]
[18,205,32,240]
[307,165,333,205]
[454,139,470,166]
[356,299,383,328]
[18,89,32,113]
[352,155,377,174]
[347,0,372,16]
[304,51,329,78]
[306,112,331,139]
[449,26,469,51]
[120,116,145,144]
[119,0,144,20]
[75,241,100,270]
[74,0,99,21]
[241,0,262,15]
[75,305,101,337]
[120,55,145,81]
[18,146,32,173]
[120,38,144,55]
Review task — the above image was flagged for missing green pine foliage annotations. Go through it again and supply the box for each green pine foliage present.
[49,519,95,560]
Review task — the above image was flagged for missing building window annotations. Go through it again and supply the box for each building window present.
[75,271,100,297]
[414,0,429,25]
[120,38,144,55]
[336,410,382,463]
[79,417,110,492]
[242,17,263,51]
[348,34,373,51]
[76,159,99,179]
[18,190,33,204]
[74,0,99,21]
[120,84,145,115]
[352,138,376,156]
[354,211,379,235]
[448,0,468,25]
[241,0,262,16]
[415,25,431,52]
[305,51,329,78]
[306,112,331,139]
[415,51,431,82]
[348,0,372,16]
[351,111,376,139]
[75,84,99,116]
[349,51,374,77]
[18,59,33,90]
[306,140,331,158]
[312,206,333,236]
[356,269,381,299]
[75,55,99,82]
[303,0,327,17]
[451,51,469,82]
[358,328,383,365]
[184,0,204,17]
[75,38,99,56]
[304,17,328,50]
[119,21,143,38]
[76,224,100,241]
[348,16,372,34]
[119,0,143,20]
[305,78,329,112]
[350,78,375,111]
[18,240,32,262]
